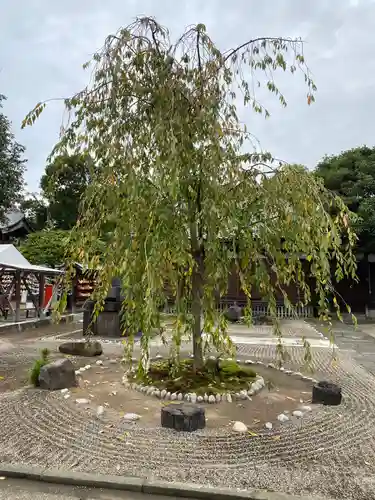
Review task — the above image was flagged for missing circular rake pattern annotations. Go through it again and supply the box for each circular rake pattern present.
[0,342,374,498]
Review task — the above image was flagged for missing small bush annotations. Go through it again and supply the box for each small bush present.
[30,348,50,387]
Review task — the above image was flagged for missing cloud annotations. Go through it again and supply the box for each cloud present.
[1,0,375,190]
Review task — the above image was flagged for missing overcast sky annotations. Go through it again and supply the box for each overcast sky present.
[1,0,375,192]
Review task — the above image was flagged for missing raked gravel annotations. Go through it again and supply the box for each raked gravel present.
[0,341,375,499]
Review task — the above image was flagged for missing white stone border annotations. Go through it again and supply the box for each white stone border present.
[243,358,318,384]
[122,373,265,404]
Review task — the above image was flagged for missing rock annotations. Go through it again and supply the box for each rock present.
[277,413,289,423]
[247,389,255,396]
[96,360,103,366]
[300,405,312,412]
[38,358,77,391]
[216,394,221,403]
[155,354,163,360]
[233,421,247,433]
[240,390,248,400]
[224,304,242,323]
[161,389,167,399]
[204,394,208,402]
[177,393,183,401]
[245,360,253,364]
[60,388,69,394]
[226,393,232,403]
[161,403,205,432]
[64,394,70,400]
[292,410,303,418]
[84,365,91,370]
[268,363,275,369]
[123,413,141,421]
[197,396,203,403]
[76,398,90,404]
[109,359,117,365]
[312,381,342,406]
[146,387,154,396]
[208,395,216,404]
[154,389,161,398]
[171,392,177,401]
[190,393,197,404]
[96,406,104,417]
[59,341,103,357]
[265,422,273,430]
[166,392,171,400]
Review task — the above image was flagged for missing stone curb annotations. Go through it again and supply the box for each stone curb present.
[0,314,76,334]
[0,463,327,500]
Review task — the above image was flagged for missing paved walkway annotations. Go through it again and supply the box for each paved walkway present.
[0,478,188,500]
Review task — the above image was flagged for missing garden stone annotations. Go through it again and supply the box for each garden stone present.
[247,389,254,396]
[171,392,177,401]
[166,392,171,400]
[240,390,248,400]
[154,389,161,398]
[265,422,273,430]
[233,421,247,433]
[208,395,215,404]
[161,389,167,399]
[216,394,221,403]
[96,406,104,417]
[197,396,203,403]
[224,303,242,322]
[312,381,342,406]
[190,393,197,404]
[293,410,303,418]
[184,394,190,401]
[161,404,205,432]
[124,413,141,421]
[38,358,77,391]
[277,413,289,423]
[204,394,208,402]
[177,393,183,401]
[245,360,253,364]
[301,405,312,412]
[96,360,103,366]
[226,393,232,403]
[76,398,90,404]
[59,341,103,357]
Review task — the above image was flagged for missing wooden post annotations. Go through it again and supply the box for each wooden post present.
[15,270,21,323]
[38,274,45,317]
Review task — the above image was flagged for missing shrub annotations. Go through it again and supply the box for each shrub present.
[30,348,50,387]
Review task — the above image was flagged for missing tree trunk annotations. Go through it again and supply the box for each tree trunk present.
[191,251,204,371]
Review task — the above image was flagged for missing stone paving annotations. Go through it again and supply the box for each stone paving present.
[0,320,375,499]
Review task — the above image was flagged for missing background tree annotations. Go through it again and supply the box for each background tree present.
[40,153,93,230]
[315,146,375,253]
[18,229,69,268]
[19,195,49,231]
[25,18,356,372]
[0,94,26,221]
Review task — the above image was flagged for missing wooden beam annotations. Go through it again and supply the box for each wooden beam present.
[38,274,45,317]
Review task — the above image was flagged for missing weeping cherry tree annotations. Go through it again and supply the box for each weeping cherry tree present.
[24,17,357,373]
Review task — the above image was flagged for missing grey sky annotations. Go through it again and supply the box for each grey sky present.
[1,0,375,192]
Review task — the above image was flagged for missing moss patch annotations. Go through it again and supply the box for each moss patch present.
[129,358,257,396]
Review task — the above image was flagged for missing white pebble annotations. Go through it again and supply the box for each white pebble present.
[293,410,304,418]
[161,390,167,399]
[123,413,141,421]
[177,393,183,401]
[171,392,177,401]
[154,389,161,398]
[165,392,171,400]
[60,388,69,394]
[247,389,255,396]
[197,396,203,403]
[277,413,289,423]
[208,395,216,404]
[75,398,89,405]
[96,360,103,366]
[204,394,208,402]
[233,421,247,433]
[64,394,70,400]
[245,360,253,364]
[265,422,273,430]
[300,405,312,412]
[84,365,91,370]
[226,393,232,403]
[190,393,197,404]
[240,390,248,400]
[216,394,221,403]
[268,363,275,369]
[96,406,104,417]
[155,354,163,360]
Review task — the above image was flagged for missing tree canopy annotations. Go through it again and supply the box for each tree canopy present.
[315,146,375,253]
[0,94,26,221]
[24,17,357,370]
[18,229,69,268]
[40,153,94,230]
